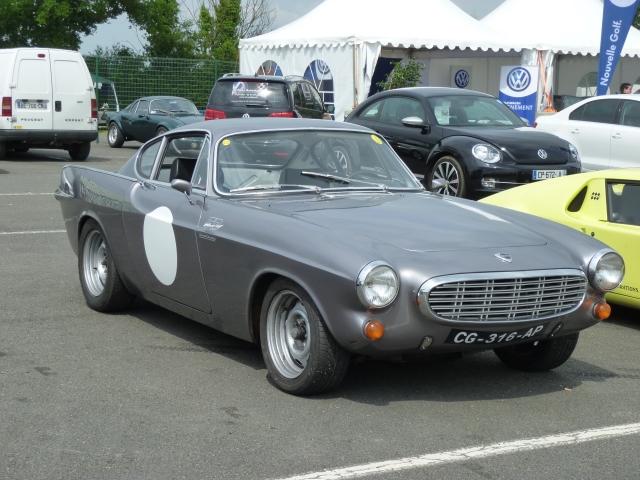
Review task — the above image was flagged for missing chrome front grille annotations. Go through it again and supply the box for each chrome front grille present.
[420,270,587,323]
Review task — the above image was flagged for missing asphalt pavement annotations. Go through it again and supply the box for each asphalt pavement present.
[1,138,639,480]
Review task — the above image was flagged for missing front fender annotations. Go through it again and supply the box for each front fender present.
[425,136,480,177]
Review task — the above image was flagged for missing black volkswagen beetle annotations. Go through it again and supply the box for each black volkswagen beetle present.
[345,88,582,198]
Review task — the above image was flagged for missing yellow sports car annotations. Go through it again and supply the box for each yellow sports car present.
[481,169,640,309]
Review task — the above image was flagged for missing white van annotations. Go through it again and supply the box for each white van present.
[0,48,98,160]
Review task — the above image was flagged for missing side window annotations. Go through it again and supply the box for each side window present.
[379,97,424,125]
[291,83,304,110]
[568,104,586,121]
[359,100,384,120]
[306,83,324,112]
[608,182,640,226]
[137,141,162,179]
[191,138,210,189]
[619,101,640,128]
[154,135,206,183]
[136,100,149,114]
[580,100,619,124]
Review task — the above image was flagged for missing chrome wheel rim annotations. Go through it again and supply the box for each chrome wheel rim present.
[83,230,108,297]
[432,161,460,196]
[108,125,118,145]
[334,148,350,175]
[266,290,311,379]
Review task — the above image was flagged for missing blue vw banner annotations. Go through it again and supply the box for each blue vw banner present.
[597,0,640,96]
[499,66,539,127]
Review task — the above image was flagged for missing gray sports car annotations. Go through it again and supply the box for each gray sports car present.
[55,119,624,395]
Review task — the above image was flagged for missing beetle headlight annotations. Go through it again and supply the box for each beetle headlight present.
[588,249,625,292]
[472,144,501,163]
[356,261,399,308]
[568,143,580,162]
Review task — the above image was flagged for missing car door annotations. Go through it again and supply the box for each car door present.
[566,99,620,171]
[11,48,54,131]
[300,82,324,119]
[50,50,94,132]
[609,100,640,169]
[348,99,384,131]
[117,101,138,137]
[129,99,154,141]
[376,96,437,175]
[291,82,310,118]
[122,134,211,313]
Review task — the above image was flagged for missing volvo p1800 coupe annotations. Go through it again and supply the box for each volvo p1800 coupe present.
[55,119,624,395]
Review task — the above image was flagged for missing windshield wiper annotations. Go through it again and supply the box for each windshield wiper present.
[230,184,321,193]
[300,171,387,190]
[245,103,266,107]
[171,109,191,113]
[153,108,170,115]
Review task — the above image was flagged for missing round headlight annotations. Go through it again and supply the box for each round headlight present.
[356,261,399,308]
[568,143,580,162]
[588,249,625,292]
[472,144,501,164]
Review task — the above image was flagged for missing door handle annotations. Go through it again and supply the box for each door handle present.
[570,129,579,134]
[138,181,156,190]
[138,114,146,118]
[612,133,621,139]
[55,101,62,112]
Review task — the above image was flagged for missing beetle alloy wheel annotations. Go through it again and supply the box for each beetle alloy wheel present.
[266,290,312,379]
[432,161,460,196]
[83,230,108,297]
[108,125,119,145]
[333,147,351,175]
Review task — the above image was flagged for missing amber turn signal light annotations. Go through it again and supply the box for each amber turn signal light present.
[364,321,384,341]
[594,301,611,320]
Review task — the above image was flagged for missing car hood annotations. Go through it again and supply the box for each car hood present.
[443,126,571,164]
[264,192,547,252]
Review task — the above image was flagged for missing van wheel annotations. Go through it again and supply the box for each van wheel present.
[0,142,6,159]
[69,142,91,161]
[108,123,125,148]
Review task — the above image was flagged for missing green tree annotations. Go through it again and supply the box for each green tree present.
[377,57,426,91]
[211,0,241,62]
[634,5,640,30]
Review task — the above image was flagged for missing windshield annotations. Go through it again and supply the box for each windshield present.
[210,80,290,109]
[216,130,423,194]
[149,98,199,115]
[427,95,525,127]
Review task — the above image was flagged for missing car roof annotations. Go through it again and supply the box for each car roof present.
[173,118,373,141]
[136,96,190,101]
[216,75,292,83]
[369,87,494,99]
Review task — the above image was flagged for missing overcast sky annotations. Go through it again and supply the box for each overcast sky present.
[79,0,506,54]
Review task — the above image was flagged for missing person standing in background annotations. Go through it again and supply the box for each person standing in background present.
[620,83,632,94]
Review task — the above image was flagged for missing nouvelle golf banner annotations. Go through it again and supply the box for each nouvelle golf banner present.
[597,0,640,96]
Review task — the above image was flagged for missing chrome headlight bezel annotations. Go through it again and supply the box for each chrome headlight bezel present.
[587,248,625,293]
[472,144,502,164]
[568,143,580,162]
[356,261,399,309]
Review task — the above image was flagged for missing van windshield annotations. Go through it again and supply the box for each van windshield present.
[210,80,290,109]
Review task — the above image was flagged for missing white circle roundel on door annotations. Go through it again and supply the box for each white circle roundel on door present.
[143,206,178,286]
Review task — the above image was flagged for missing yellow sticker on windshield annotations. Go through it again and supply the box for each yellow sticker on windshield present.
[222,139,231,146]
[371,134,382,144]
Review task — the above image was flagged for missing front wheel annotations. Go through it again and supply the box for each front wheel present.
[69,142,91,161]
[427,156,467,197]
[108,123,125,148]
[78,219,135,312]
[260,278,350,395]
[494,333,579,372]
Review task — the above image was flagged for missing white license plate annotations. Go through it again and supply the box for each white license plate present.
[533,170,566,180]
[17,102,48,110]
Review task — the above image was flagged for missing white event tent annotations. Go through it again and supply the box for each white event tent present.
[239,0,524,120]
[481,0,640,100]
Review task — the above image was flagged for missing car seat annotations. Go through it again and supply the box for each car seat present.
[395,103,416,124]
[169,157,197,182]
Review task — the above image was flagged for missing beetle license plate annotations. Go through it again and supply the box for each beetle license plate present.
[532,170,566,180]
[445,323,549,345]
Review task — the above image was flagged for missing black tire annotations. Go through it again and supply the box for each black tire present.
[69,142,91,161]
[427,156,467,197]
[78,219,135,312]
[0,142,6,159]
[494,333,579,372]
[13,146,29,153]
[107,122,125,148]
[156,126,168,136]
[260,278,350,395]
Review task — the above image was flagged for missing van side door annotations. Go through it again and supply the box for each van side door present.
[11,49,54,131]
[50,50,95,132]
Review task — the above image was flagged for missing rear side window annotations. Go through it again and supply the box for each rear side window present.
[608,182,640,226]
[209,80,289,109]
[53,60,86,94]
[568,104,586,121]
[17,59,50,94]
[136,100,149,114]
[580,99,619,124]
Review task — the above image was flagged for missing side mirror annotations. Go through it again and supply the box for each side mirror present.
[171,179,195,205]
[520,117,530,126]
[402,116,431,133]
[325,104,335,114]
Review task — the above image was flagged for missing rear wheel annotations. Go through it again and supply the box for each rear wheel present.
[108,122,125,148]
[78,219,135,312]
[69,142,91,161]
[428,156,466,197]
[260,278,350,395]
[156,126,168,136]
[494,333,579,372]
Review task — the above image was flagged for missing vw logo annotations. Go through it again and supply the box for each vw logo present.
[242,113,250,119]
[494,253,513,263]
[507,67,531,92]
[454,70,470,88]
[538,149,548,159]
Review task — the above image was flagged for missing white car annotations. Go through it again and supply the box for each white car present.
[534,94,640,171]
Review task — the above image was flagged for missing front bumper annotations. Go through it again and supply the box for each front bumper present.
[468,160,582,193]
